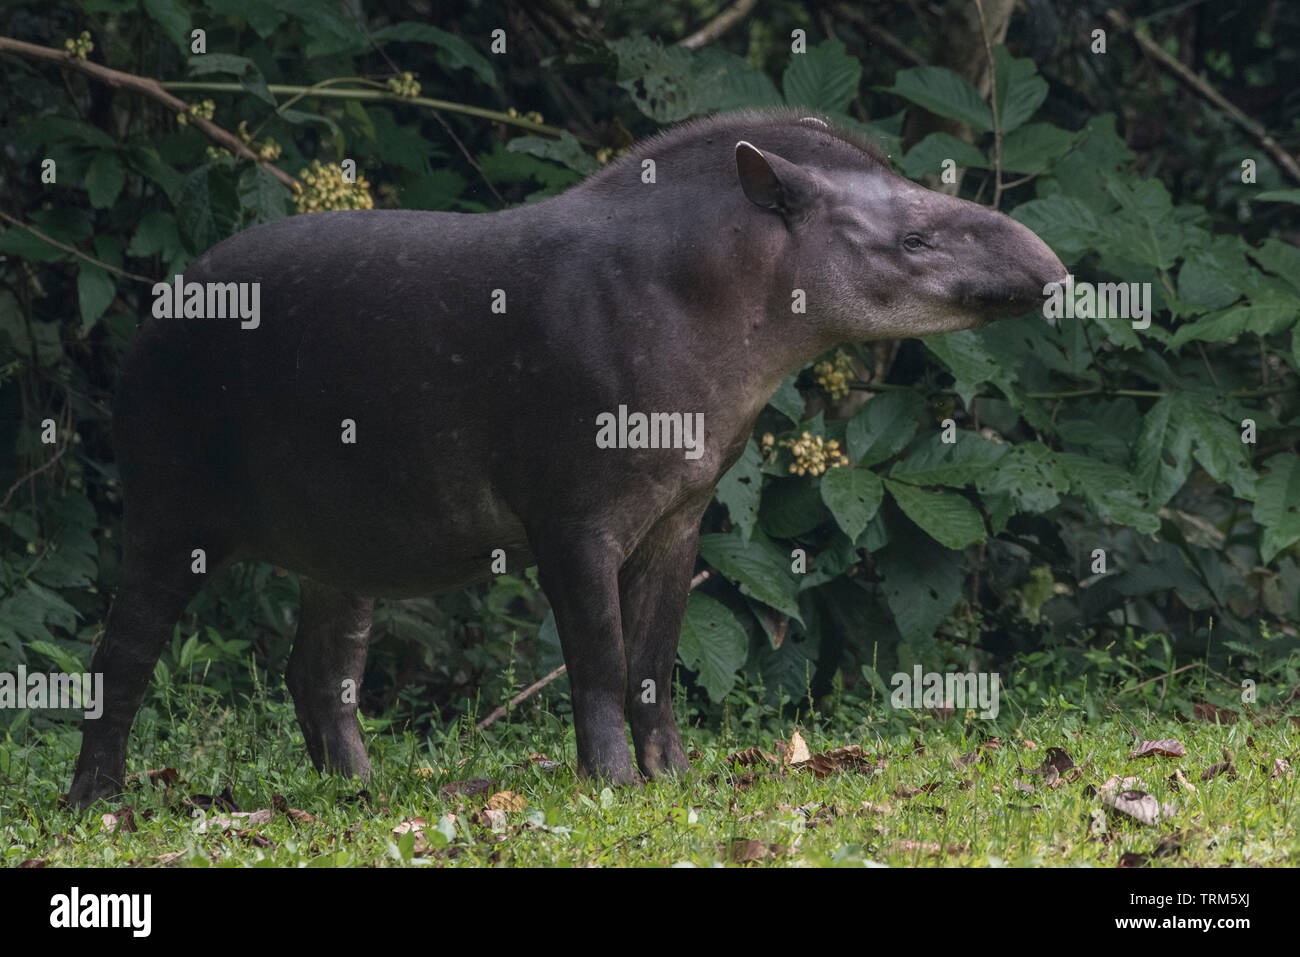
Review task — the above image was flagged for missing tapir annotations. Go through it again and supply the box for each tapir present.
[68,108,1067,808]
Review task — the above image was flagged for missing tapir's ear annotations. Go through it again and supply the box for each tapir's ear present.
[735,141,818,217]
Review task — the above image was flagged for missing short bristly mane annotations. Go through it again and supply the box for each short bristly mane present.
[577,107,895,188]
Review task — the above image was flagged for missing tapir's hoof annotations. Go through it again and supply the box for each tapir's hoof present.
[66,775,121,812]
[578,762,640,788]
[637,732,692,780]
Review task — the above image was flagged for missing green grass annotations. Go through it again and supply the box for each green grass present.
[3,676,1298,867]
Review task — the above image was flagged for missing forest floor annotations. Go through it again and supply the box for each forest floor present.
[3,684,1297,867]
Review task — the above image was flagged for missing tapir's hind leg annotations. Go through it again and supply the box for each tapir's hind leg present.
[619,508,702,779]
[68,549,210,810]
[285,579,373,779]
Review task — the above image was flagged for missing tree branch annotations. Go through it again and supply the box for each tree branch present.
[678,0,758,51]
[1104,9,1300,184]
[832,4,926,67]
[0,36,298,189]
[0,209,156,284]
[475,570,712,730]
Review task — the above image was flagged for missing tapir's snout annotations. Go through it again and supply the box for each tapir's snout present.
[951,203,1069,322]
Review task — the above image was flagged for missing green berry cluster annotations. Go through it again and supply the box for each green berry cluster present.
[782,432,849,476]
[813,349,856,400]
[386,72,421,98]
[506,106,545,125]
[64,31,93,59]
[176,98,215,126]
[237,121,282,160]
[293,160,373,214]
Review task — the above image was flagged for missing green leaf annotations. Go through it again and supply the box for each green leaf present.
[694,48,783,111]
[698,533,803,623]
[1248,239,1300,295]
[126,144,184,197]
[1253,453,1300,563]
[1179,241,1252,311]
[846,391,924,466]
[399,169,467,211]
[759,478,825,538]
[883,479,986,550]
[974,442,1070,521]
[876,533,963,642]
[883,67,992,132]
[1010,196,1098,260]
[175,164,240,252]
[1253,189,1300,205]
[609,36,702,122]
[900,132,986,180]
[0,227,67,262]
[373,22,496,87]
[999,123,1078,175]
[76,264,115,334]
[19,116,115,150]
[1172,301,1297,348]
[1058,452,1159,533]
[1183,403,1256,501]
[890,430,1007,487]
[767,374,805,425]
[277,108,341,139]
[143,0,191,51]
[25,639,85,675]
[1133,395,1194,506]
[85,152,125,208]
[238,165,289,225]
[714,439,762,541]
[677,592,749,702]
[993,46,1047,132]
[507,132,597,176]
[820,468,883,541]
[188,53,275,106]
[0,291,62,364]
[782,38,862,113]
[1101,173,1185,270]
[272,0,365,58]
[128,211,182,261]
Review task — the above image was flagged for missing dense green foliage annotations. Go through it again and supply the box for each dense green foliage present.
[0,0,1297,746]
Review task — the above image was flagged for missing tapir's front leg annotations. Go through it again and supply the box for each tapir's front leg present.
[619,509,702,779]
[533,532,636,784]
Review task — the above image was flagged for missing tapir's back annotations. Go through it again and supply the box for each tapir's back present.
[114,209,552,591]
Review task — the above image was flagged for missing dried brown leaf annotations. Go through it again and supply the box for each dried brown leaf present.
[1128,739,1186,759]
[439,778,492,800]
[1199,761,1236,781]
[724,746,776,768]
[486,790,527,812]
[1192,702,1239,723]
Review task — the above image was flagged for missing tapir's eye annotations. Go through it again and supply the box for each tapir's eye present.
[902,234,929,252]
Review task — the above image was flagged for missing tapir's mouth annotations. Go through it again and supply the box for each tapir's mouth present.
[959,286,1046,321]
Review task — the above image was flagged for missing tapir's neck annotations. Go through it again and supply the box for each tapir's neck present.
[593,187,835,441]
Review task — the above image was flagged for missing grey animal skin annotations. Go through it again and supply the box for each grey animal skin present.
[68,108,1067,808]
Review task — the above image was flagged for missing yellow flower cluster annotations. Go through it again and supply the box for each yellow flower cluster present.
[236,121,281,160]
[813,349,856,400]
[177,99,215,126]
[386,71,421,98]
[64,31,93,59]
[292,159,373,214]
[782,432,848,476]
[760,432,776,458]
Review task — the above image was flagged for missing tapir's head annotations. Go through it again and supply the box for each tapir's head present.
[732,116,1068,340]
